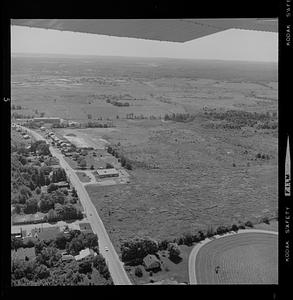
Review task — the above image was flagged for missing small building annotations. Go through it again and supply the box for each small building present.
[96,168,119,179]
[54,181,70,189]
[143,254,161,271]
[11,247,36,262]
[74,248,95,261]
[33,117,61,126]
[61,254,75,262]
[11,227,22,238]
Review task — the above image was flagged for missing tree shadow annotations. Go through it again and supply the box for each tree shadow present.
[169,256,182,264]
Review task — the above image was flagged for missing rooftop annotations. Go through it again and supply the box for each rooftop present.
[96,168,119,176]
[143,254,160,268]
[74,248,94,261]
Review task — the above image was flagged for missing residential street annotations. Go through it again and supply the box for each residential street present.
[23,127,132,285]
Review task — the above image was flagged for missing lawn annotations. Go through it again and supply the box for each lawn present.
[76,172,91,183]
[125,245,191,285]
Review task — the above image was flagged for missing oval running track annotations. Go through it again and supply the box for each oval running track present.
[189,229,278,284]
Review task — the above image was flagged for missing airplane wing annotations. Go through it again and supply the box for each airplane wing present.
[11,19,278,43]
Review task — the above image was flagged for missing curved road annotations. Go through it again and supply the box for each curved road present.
[23,127,132,285]
[189,229,278,284]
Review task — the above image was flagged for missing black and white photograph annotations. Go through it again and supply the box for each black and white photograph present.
[1,2,292,292]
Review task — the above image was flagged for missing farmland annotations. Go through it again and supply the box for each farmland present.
[12,54,278,260]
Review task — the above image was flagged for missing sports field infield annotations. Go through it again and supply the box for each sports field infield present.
[194,232,278,284]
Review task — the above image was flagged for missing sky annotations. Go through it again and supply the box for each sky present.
[11,25,278,62]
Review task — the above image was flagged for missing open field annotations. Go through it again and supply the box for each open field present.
[11,56,277,121]
[57,128,113,149]
[195,232,278,284]
[12,55,278,258]
[85,117,277,251]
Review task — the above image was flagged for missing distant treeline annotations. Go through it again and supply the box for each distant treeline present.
[106,99,130,107]
[86,121,114,128]
[203,109,278,130]
[11,105,22,110]
[12,113,34,119]
[164,113,195,123]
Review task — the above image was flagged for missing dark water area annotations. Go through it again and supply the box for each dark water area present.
[11,53,278,82]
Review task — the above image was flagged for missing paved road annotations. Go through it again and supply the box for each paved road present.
[188,229,278,284]
[23,127,132,285]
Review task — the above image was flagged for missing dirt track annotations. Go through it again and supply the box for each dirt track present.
[194,232,278,284]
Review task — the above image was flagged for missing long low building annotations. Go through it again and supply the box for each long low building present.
[96,168,119,178]
[33,117,61,125]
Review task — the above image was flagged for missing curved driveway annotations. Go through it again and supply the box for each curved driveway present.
[23,127,132,285]
[189,229,278,284]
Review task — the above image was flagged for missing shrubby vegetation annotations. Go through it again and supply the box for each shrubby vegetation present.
[11,230,112,285]
[106,98,130,107]
[86,121,113,128]
[203,109,278,130]
[107,145,133,170]
[30,140,50,156]
[164,113,195,123]
[120,237,159,264]
[11,104,22,110]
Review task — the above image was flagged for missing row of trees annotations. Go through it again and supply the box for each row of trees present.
[164,113,195,123]
[106,145,132,170]
[158,221,254,250]
[106,99,130,107]
[45,203,83,222]
[12,113,34,119]
[120,220,257,266]
[11,104,22,110]
[255,153,271,160]
[86,121,113,128]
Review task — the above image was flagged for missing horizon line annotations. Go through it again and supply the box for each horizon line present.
[11,52,278,64]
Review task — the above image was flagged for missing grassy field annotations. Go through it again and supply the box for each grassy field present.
[76,172,91,183]
[195,232,278,284]
[85,117,277,252]
[12,55,278,261]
